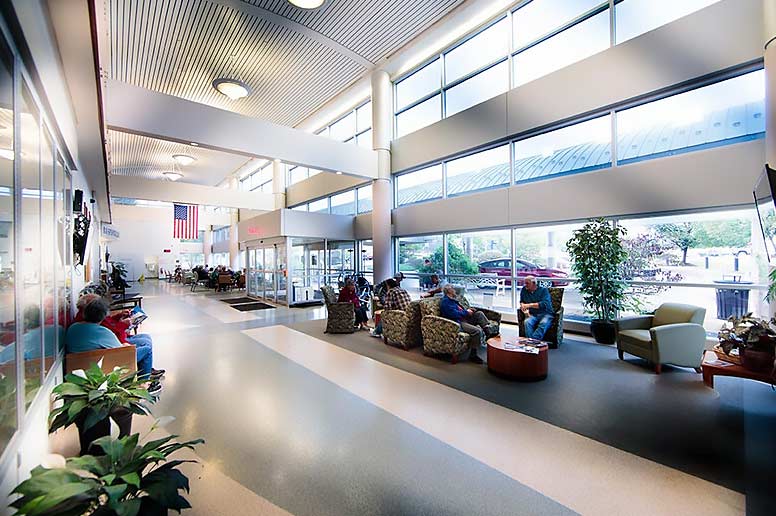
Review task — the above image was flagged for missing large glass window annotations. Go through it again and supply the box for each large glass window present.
[288,166,308,186]
[513,0,605,50]
[616,209,764,330]
[0,40,15,453]
[356,129,372,149]
[356,102,372,133]
[20,83,41,407]
[513,9,610,88]
[616,70,765,164]
[41,128,56,377]
[445,18,509,84]
[308,198,329,214]
[396,59,441,111]
[396,164,443,206]
[398,235,443,274]
[330,190,355,216]
[396,94,441,138]
[446,145,510,196]
[448,229,513,310]
[445,60,509,117]
[514,115,611,183]
[615,0,721,44]
[357,185,372,214]
[329,112,356,141]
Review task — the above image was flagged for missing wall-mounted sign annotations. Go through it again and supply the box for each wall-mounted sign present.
[101,223,120,239]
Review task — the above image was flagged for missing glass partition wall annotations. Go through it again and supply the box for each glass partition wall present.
[394,209,768,332]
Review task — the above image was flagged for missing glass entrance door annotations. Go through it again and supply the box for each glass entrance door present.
[246,243,288,305]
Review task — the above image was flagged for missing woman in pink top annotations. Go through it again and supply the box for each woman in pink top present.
[338,278,370,330]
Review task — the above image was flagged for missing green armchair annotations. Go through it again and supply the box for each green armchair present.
[615,303,706,374]
[419,297,472,363]
[382,300,423,350]
[518,287,565,348]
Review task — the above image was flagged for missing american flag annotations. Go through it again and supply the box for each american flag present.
[173,203,198,239]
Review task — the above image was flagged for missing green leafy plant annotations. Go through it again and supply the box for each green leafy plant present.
[765,268,776,304]
[718,313,776,355]
[110,262,129,290]
[10,427,204,516]
[49,362,151,434]
[566,218,629,321]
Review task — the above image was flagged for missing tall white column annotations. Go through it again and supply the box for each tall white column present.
[229,211,240,270]
[371,69,393,284]
[203,227,212,266]
[272,159,286,210]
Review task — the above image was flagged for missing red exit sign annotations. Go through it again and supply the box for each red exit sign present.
[163,249,171,253]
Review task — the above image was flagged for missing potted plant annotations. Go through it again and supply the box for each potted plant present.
[10,427,204,515]
[49,362,153,455]
[110,262,130,291]
[566,218,629,344]
[718,314,776,373]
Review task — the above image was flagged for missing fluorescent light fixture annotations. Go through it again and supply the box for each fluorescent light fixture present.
[172,154,196,166]
[212,78,251,100]
[288,0,325,8]
[0,148,13,160]
[163,171,183,181]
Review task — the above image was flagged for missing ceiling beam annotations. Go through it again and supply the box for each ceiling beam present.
[105,80,378,179]
[208,0,374,69]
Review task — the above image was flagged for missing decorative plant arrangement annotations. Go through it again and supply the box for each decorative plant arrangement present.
[73,212,90,266]
[566,218,629,344]
[717,313,776,374]
[49,362,152,455]
[110,262,130,291]
[10,426,204,516]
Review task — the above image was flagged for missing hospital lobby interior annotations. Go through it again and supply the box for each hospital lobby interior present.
[0,0,775,515]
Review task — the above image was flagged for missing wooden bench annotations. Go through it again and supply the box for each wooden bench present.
[65,345,137,375]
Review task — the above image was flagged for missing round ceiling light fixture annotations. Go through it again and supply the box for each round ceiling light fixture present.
[163,171,183,181]
[172,154,197,166]
[212,78,251,100]
[287,0,326,8]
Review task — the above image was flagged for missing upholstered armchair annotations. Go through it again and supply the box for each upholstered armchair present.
[320,285,355,334]
[615,303,706,374]
[518,287,565,348]
[382,300,423,350]
[419,298,471,363]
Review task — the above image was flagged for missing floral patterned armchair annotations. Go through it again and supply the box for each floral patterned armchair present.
[382,300,423,350]
[321,285,355,334]
[517,287,565,348]
[419,298,472,363]
[454,286,501,337]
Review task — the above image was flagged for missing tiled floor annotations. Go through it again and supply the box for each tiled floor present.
[125,282,751,515]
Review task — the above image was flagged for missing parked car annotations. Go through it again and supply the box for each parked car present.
[478,259,570,287]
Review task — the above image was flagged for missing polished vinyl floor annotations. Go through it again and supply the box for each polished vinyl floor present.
[135,281,759,515]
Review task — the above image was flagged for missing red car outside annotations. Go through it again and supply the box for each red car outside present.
[478,259,570,287]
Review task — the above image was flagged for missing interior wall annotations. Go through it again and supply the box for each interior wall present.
[392,139,764,236]
[391,0,763,172]
[108,204,204,278]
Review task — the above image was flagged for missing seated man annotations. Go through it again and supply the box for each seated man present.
[439,285,487,364]
[374,273,405,304]
[66,297,162,395]
[370,278,411,338]
[421,274,447,298]
[519,275,554,340]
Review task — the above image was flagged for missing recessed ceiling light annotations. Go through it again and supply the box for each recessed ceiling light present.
[0,148,13,160]
[163,171,183,181]
[336,171,342,175]
[190,142,199,147]
[212,78,251,100]
[172,154,197,166]
[288,0,326,8]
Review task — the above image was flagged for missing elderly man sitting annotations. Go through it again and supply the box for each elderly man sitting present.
[519,275,554,340]
[439,285,489,364]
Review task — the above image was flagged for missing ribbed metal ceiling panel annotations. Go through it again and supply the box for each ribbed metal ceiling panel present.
[109,130,250,186]
[108,0,462,127]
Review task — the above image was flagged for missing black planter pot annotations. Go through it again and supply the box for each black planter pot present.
[740,347,775,373]
[590,319,616,344]
[75,409,133,456]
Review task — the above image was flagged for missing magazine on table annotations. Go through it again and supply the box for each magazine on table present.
[127,306,148,330]
[503,342,540,354]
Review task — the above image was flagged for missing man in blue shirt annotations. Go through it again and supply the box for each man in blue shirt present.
[439,285,488,364]
[519,276,554,340]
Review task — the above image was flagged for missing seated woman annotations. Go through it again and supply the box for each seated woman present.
[338,278,370,331]
[66,297,162,395]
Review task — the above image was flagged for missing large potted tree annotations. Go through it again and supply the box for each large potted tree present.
[566,218,629,344]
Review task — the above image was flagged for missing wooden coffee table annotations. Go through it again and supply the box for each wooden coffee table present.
[701,359,774,389]
[487,336,549,381]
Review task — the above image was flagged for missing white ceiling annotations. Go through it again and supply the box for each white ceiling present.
[108,130,250,186]
[107,0,464,127]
